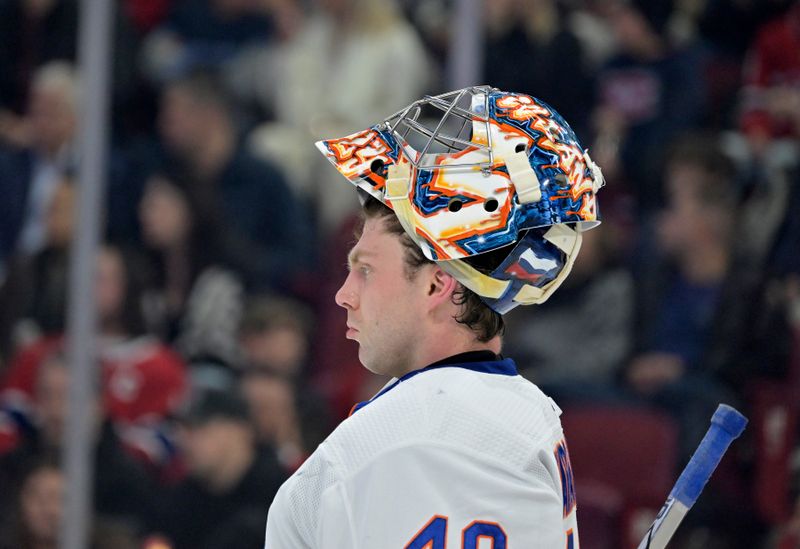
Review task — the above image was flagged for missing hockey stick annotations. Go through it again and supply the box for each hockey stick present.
[636,404,748,549]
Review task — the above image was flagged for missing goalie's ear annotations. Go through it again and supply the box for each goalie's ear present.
[424,265,458,309]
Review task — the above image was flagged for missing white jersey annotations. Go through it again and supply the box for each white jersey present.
[265,357,579,548]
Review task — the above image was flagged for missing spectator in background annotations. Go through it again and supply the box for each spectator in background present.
[591,0,707,212]
[0,0,78,115]
[0,175,74,362]
[701,146,799,390]
[625,134,737,454]
[241,369,306,472]
[140,0,272,82]
[483,0,593,136]
[157,70,311,290]
[0,457,145,549]
[739,1,800,156]
[157,390,285,549]
[1,244,188,477]
[621,134,763,545]
[238,295,332,471]
[94,245,187,474]
[693,0,793,131]
[244,0,432,230]
[138,172,244,377]
[0,457,64,549]
[698,0,794,62]
[0,0,138,136]
[0,353,158,536]
[0,62,78,275]
[238,294,313,379]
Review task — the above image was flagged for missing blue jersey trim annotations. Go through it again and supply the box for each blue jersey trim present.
[349,358,518,416]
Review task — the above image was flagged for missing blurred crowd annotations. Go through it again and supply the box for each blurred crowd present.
[0,0,798,548]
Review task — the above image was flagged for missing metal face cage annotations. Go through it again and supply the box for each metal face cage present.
[378,85,497,171]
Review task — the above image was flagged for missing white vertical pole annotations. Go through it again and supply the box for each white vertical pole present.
[447,0,484,89]
[60,1,114,548]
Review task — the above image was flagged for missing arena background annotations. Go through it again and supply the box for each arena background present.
[0,0,798,548]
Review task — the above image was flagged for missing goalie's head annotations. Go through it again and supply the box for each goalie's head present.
[316,85,604,314]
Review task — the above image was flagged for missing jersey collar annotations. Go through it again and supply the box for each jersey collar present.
[348,352,518,416]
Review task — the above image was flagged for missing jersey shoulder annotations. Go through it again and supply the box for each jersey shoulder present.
[326,366,565,481]
[266,366,572,548]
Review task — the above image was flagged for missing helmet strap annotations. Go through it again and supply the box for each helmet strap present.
[384,163,435,261]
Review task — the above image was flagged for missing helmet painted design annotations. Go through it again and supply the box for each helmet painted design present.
[316,85,604,313]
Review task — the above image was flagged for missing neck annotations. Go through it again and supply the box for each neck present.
[401,328,500,377]
[207,441,254,494]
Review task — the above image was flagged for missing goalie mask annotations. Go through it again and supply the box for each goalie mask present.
[316,85,604,314]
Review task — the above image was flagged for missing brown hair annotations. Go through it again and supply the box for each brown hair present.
[359,196,504,342]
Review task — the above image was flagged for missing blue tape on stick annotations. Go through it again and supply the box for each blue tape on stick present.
[669,404,747,508]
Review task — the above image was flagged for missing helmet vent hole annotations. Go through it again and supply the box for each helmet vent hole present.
[515,143,527,154]
[370,159,385,174]
[484,198,499,212]
[555,174,569,187]
[448,199,463,212]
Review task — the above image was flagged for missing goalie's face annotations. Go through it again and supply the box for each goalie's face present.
[335,217,430,378]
